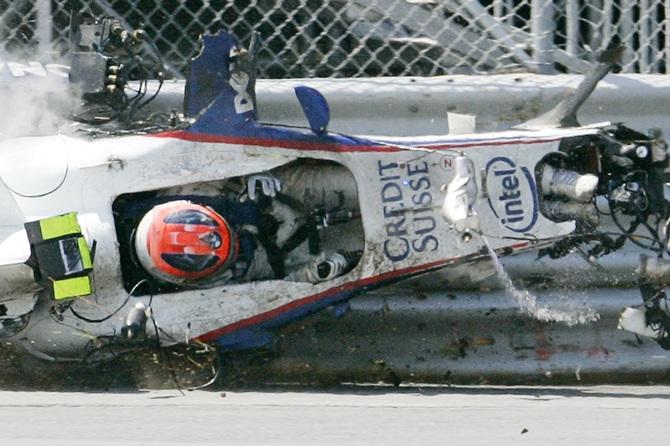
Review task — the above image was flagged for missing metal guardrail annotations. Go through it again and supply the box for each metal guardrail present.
[248,73,670,140]
[238,287,664,385]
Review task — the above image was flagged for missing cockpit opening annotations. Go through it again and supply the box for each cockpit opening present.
[112,159,365,295]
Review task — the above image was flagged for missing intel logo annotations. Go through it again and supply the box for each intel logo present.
[485,156,538,233]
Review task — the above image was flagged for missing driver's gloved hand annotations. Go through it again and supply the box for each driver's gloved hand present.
[246,174,281,201]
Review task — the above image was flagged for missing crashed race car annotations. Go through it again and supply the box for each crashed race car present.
[1,16,670,363]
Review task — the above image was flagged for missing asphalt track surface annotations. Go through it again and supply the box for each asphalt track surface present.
[0,386,668,445]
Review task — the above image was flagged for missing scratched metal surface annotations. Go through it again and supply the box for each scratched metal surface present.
[226,285,663,385]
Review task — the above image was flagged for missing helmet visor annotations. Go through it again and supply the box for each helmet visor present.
[161,253,220,273]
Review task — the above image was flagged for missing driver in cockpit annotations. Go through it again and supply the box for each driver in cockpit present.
[131,173,358,287]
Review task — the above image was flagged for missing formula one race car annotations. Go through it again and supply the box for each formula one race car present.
[1,16,670,363]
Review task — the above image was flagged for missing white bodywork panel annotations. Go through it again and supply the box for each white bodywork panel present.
[0,126,598,358]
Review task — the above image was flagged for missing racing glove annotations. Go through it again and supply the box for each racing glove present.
[246,173,282,201]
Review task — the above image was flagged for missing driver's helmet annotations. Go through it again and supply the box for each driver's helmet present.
[134,200,237,284]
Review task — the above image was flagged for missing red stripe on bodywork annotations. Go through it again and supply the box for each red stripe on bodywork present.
[196,241,529,343]
[196,258,452,343]
[151,130,400,152]
[150,130,563,153]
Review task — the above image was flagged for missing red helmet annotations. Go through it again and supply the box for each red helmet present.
[134,201,237,284]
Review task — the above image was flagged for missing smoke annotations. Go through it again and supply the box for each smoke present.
[0,55,79,140]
